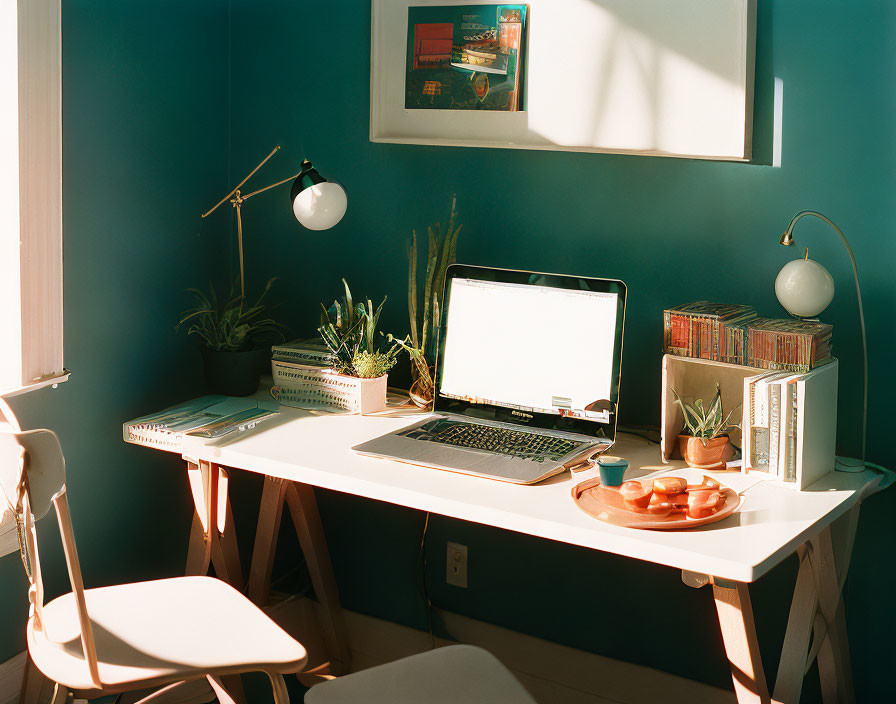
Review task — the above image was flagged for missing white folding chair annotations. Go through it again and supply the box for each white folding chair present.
[0,425,308,704]
[304,645,536,703]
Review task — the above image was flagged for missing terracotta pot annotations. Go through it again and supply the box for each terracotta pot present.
[677,434,735,470]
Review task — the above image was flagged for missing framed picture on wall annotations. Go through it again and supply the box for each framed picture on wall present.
[371,0,757,161]
[404,4,528,112]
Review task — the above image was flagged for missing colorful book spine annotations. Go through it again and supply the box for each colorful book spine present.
[664,304,832,372]
[663,302,758,364]
[747,318,832,373]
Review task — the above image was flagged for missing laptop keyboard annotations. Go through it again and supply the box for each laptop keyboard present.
[400,418,588,463]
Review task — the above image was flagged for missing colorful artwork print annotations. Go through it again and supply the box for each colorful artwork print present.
[405,4,528,111]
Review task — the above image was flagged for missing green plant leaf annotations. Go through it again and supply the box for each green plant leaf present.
[407,230,418,349]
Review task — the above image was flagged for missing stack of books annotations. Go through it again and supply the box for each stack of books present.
[747,318,833,372]
[663,302,758,364]
[123,396,277,451]
[271,338,330,366]
[664,302,833,372]
[741,362,838,486]
[270,338,362,412]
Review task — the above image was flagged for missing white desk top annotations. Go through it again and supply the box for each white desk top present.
[148,402,885,584]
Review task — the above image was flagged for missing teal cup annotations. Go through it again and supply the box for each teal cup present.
[597,456,629,487]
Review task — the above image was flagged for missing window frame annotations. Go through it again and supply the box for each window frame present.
[0,0,63,557]
[0,0,66,398]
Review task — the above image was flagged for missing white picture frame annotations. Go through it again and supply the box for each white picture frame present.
[371,0,756,161]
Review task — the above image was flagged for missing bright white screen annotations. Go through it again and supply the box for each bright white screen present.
[439,278,619,422]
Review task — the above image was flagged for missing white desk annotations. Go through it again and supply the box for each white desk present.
[129,400,886,704]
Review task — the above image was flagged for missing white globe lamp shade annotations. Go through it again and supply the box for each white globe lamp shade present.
[290,160,347,231]
[774,256,835,318]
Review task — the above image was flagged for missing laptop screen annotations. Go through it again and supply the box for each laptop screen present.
[435,267,625,438]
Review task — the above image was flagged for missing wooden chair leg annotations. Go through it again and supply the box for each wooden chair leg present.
[48,683,69,704]
[247,475,288,605]
[206,676,237,704]
[285,482,351,675]
[219,675,247,704]
[19,653,46,704]
[266,672,290,704]
[713,580,770,704]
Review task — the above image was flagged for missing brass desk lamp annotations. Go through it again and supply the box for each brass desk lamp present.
[202,145,347,298]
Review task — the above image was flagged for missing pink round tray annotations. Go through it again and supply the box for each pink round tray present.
[571,476,743,530]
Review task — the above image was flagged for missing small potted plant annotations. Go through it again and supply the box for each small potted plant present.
[177,278,285,396]
[671,384,739,470]
[316,279,401,413]
[388,196,462,409]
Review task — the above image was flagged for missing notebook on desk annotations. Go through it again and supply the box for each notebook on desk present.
[352,264,626,484]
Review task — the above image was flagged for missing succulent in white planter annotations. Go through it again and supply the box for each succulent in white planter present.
[315,279,401,413]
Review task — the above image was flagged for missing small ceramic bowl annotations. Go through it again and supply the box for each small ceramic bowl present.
[597,455,629,487]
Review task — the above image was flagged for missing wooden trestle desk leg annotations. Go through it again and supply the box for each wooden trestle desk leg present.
[183,461,248,704]
[693,503,861,704]
[712,579,770,704]
[247,475,352,679]
[184,461,244,590]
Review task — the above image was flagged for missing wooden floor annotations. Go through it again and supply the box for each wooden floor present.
[280,596,736,704]
[1,595,735,704]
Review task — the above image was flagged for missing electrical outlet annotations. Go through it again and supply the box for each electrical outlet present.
[446,542,468,588]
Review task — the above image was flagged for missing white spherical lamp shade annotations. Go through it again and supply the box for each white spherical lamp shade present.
[289,160,347,231]
[292,182,347,230]
[774,257,835,318]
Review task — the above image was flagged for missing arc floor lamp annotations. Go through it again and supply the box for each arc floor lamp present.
[202,145,347,299]
[774,210,868,471]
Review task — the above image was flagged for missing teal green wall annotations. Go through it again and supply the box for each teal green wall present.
[228,1,896,701]
[0,0,229,663]
[2,1,894,703]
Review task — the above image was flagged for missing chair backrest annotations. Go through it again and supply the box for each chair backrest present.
[0,405,101,687]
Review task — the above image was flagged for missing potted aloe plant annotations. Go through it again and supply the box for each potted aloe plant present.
[177,278,285,396]
[315,279,401,413]
[387,196,462,409]
[671,383,740,470]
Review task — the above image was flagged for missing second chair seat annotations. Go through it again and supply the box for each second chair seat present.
[29,575,308,693]
[304,645,535,703]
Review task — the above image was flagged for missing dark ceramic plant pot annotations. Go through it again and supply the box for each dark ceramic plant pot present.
[201,346,270,397]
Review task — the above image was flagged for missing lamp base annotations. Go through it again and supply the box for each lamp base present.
[835,457,866,473]
[786,313,821,323]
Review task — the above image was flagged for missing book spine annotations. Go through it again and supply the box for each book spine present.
[272,348,331,365]
[124,425,184,451]
[785,380,799,482]
[768,383,782,479]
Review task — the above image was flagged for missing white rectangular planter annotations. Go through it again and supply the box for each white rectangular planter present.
[272,360,388,415]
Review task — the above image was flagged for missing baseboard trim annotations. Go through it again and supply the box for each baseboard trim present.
[0,595,735,704]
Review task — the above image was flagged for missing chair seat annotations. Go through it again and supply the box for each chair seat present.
[28,576,308,692]
[304,645,535,703]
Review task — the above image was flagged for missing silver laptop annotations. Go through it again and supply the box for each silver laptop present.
[353,265,627,484]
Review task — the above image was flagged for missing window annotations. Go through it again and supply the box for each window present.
[0,0,63,556]
[0,0,65,397]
